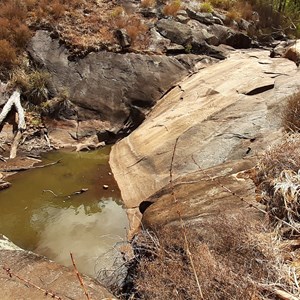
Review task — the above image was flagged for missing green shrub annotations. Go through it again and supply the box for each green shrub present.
[12,69,50,105]
[200,2,214,13]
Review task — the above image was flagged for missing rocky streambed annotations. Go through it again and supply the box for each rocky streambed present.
[0,14,299,298]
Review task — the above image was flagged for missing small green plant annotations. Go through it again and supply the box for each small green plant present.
[11,69,50,105]
[185,43,192,53]
[200,2,213,13]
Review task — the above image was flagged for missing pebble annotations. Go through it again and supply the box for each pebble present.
[103,185,109,190]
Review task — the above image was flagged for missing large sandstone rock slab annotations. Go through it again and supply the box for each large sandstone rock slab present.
[0,235,115,300]
[141,158,260,229]
[110,50,300,214]
[28,31,189,131]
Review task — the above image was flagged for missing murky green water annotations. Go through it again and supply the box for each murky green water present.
[0,148,128,277]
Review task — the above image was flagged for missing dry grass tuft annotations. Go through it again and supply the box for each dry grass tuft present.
[13,23,32,48]
[127,216,293,300]
[255,134,300,233]
[0,39,17,69]
[112,13,149,48]
[50,0,66,19]
[238,1,253,20]
[282,92,300,132]
[226,9,242,23]
[140,0,157,8]
[11,69,50,105]
[163,0,181,16]
[0,0,32,74]
[0,0,27,21]
[209,0,236,11]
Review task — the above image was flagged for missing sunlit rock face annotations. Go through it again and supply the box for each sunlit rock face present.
[110,50,300,233]
[0,236,115,300]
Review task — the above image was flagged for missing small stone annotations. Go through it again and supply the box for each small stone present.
[103,185,109,190]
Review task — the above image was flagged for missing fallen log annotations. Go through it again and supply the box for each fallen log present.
[0,160,60,172]
[43,188,88,199]
[0,90,26,159]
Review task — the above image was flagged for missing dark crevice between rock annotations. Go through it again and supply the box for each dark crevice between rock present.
[244,84,275,96]
[97,105,146,144]
[139,201,154,214]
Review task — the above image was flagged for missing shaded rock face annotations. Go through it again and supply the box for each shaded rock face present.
[0,235,115,300]
[152,15,254,57]
[156,19,192,46]
[110,50,299,220]
[226,31,252,49]
[28,31,189,132]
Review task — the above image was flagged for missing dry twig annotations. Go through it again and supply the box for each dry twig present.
[0,159,60,172]
[178,211,204,299]
[168,136,204,299]
[70,252,92,300]
[2,267,63,299]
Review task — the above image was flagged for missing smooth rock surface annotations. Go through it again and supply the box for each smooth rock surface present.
[0,235,115,300]
[110,50,300,214]
[141,158,260,229]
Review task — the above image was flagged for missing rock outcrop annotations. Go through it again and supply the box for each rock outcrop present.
[141,158,260,229]
[0,235,115,300]
[109,50,300,233]
[284,40,300,66]
[271,39,300,66]
[28,31,190,135]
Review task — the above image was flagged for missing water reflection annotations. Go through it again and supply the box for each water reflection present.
[0,149,128,277]
[33,199,127,277]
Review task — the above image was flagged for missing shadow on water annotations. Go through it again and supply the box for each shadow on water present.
[0,147,128,277]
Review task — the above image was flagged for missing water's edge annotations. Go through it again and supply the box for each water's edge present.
[0,148,128,277]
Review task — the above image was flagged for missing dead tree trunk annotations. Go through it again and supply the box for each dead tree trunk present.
[0,90,26,159]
